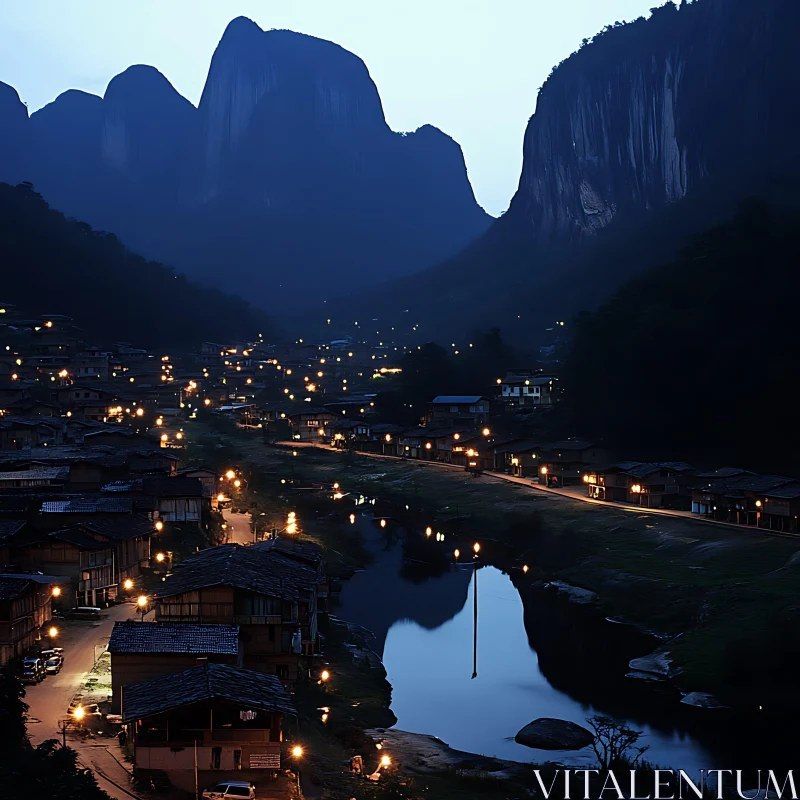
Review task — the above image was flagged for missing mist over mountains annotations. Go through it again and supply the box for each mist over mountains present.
[0,16,490,308]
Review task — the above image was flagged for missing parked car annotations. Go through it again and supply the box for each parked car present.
[202,782,256,800]
[45,657,61,675]
[41,649,62,667]
[21,657,45,683]
[52,647,65,662]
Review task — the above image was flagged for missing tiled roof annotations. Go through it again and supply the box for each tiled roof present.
[764,483,800,500]
[78,515,153,541]
[109,621,239,655]
[156,544,317,601]
[252,537,323,567]
[41,497,133,514]
[0,468,68,481]
[0,576,32,601]
[710,474,795,494]
[47,528,106,549]
[121,663,295,722]
[0,520,26,541]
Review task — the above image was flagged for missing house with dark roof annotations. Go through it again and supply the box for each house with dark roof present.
[154,543,319,681]
[288,408,338,442]
[492,440,541,476]
[9,515,154,607]
[427,396,490,428]
[585,461,694,506]
[0,573,65,665]
[142,477,207,523]
[122,663,295,791]
[536,441,612,488]
[690,474,796,525]
[108,621,241,712]
[499,374,556,408]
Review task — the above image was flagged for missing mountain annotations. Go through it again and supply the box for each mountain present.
[559,199,800,474]
[0,181,270,349]
[334,0,800,342]
[0,18,490,308]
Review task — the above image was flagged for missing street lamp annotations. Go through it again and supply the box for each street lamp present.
[225,470,235,480]
[48,626,59,639]
[137,595,148,621]
[155,552,165,563]
[291,745,303,791]
[73,705,85,723]
[473,542,481,555]
[123,578,134,591]
[155,520,164,532]
[51,586,61,598]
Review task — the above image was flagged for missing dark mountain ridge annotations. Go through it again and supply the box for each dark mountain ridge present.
[332,0,800,343]
[0,17,490,308]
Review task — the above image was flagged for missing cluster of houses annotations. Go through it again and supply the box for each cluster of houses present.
[106,535,325,791]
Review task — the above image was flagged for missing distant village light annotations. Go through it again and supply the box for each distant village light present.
[482,428,491,436]
[155,552,165,562]
[155,521,164,531]
[292,746,303,759]
[425,442,432,450]
[349,514,356,524]
[522,564,529,574]
[137,595,148,608]
[473,542,481,554]
[225,470,235,480]
[454,549,460,560]
[123,578,134,590]
[160,434,168,442]
[51,586,61,597]
[320,670,330,682]
[425,527,432,537]
[380,519,386,528]
[541,466,548,475]
[48,626,58,638]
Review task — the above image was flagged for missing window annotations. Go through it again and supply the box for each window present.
[233,750,242,771]
[450,406,459,413]
[306,419,319,427]
[211,747,222,769]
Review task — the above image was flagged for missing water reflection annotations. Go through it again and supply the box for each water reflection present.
[337,514,711,769]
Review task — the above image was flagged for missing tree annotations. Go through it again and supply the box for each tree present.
[587,715,649,769]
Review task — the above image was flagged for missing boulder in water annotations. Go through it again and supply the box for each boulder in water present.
[514,718,594,750]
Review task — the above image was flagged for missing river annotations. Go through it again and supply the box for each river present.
[336,510,724,772]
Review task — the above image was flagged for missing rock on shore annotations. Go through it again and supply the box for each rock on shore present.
[514,718,595,750]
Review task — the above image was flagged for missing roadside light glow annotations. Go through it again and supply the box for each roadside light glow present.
[292,746,303,758]
[482,428,490,436]
[454,549,460,559]
[137,595,148,608]
[583,474,590,483]
[320,670,330,682]
[425,442,432,450]
[52,586,61,597]
[318,428,325,436]
[123,579,134,590]
[176,432,184,440]
[541,466,548,475]
[381,755,391,767]
[473,542,481,554]
[225,470,236,480]
[48,626,58,638]
[155,552,165,562]
[155,521,164,531]
[287,523,298,534]
[453,433,460,440]
[156,418,163,426]
[380,519,386,528]
[233,479,241,488]
[385,434,392,442]
[755,500,763,508]
[160,433,168,442]
[631,484,642,494]
[136,408,144,416]
[204,398,211,406]
[349,514,355,524]
[73,706,85,721]
[425,527,432,537]
[217,493,225,502]
[523,564,529,573]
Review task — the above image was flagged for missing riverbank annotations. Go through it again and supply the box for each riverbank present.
[186,421,800,712]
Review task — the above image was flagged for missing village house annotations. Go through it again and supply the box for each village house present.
[9,515,153,606]
[177,467,218,500]
[427,396,490,428]
[498,375,556,408]
[537,441,610,487]
[492,440,541,476]
[0,467,68,493]
[0,572,64,665]
[690,473,796,525]
[109,622,241,712]
[122,663,295,792]
[288,409,337,442]
[370,423,407,456]
[143,477,207,524]
[154,544,319,681]
[585,461,695,506]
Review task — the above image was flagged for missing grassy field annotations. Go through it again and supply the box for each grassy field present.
[187,423,800,707]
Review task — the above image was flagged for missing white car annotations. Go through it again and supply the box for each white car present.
[202,782,255,800]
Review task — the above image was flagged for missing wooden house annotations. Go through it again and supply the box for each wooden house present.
[586,462,694,507]
[288,409,337,442]
[143,477,207,524]
[492,440,541,476]
[690,474,796,526]
[155,544,319,681]
[0,573,64,665]
[122,663,295,793]
[499,375,556,408]
[537,441,610,487]
[427,396,490,428]
[109,622,241,712]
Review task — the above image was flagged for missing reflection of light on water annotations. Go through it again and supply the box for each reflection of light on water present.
[382,567,710,771]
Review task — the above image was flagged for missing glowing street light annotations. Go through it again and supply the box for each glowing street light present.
[73,706,85,722]
[155,418,163,426]
[320,670,330,682]
[425,527,432,537]
[155,552,165,563]
[292,746,304,759]
[123,578,134,591]
[522,564,529,574]
[473,542,481,554]
[135,407,144,417]
[380,519,386,528]
[225,470,236,480]
[380,755,391,768]
[160,433,168,442]
[52,586,61,597]
[137,595,148,608]
[482,428,490,436]
[233,479,242,488]
[454,549,460,560]
[349,514,355,524]
[155,520,164,532]
[48,626,59,638]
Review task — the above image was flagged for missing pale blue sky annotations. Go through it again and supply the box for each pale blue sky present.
[0,0,657,215]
